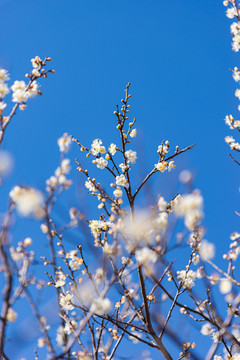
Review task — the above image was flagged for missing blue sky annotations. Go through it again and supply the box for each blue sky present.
[0,0,239,358]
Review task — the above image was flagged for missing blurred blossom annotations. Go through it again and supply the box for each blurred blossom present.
[179,169,192,184]
[219,279,232,294]
[199,240,215,260]
[9,186,44,218]
[0,150,13,177]
[90,297,112,315]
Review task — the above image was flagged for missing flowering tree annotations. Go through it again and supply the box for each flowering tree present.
[1,2,240,360]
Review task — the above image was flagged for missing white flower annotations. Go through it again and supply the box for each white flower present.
[119,163,129,172]
[157,144,168,154]
[37,338,45,348]
[0,150,13,177]
[219,279,232,294]
[155,162,167,173]
[91,139,105,156]
[94,157,108,169]
[225,114,234,128]
[0,69,9,83]
[103,242,121,257]
[27,80,39,97]
[201,323,213,336]
[231,22,240,36]
[130,128,137,138]
[23,237,32,247]
[230,232,240,241]
[90,297,112,315]
[56,325,65,346]
[69,259,81,271]
[6,308,17,322]
[213,356,223,360]
[85,180,97,192]
[174,190,203,230]
[31,56,42,69]
[9,186,44,218]
[116,174,129,188]
[0,101,7,112]
[177,269,196,289]
[11,80,26,92]
[135,247,158,266]
[235,89,240,100]
[0,83,9,98]
[12,90,28,103]
[226,7,237,19]
[225,135,234,144]
[55,272,66,288]
[212,331,221,343]
[31,69,40,77]
[108,143,117,155]
[125,150,137,164]
[61,158,71,174]
[58,133,71,153]
[59,293,74,311]
[233,67,240,82]
[157,212,168,231]
[113,187,123,198]
[179,170,192,184]
[168,160,175,171]
[158,196,167,211]
[199,240,215,260]
[89,220,113,237]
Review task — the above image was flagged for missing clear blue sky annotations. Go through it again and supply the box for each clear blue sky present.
[0,0,239,358]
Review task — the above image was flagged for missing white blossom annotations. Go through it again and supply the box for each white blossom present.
[31,56,42,69]
[6,308,17,322]
[59,293,74,311]
[9,186,44,218]
[233,67,240,82]
[201,323,213,336]
[125,149,137,164]
[58,133,71,153]
[168,160,175,171]
[94,157,108,169]
[55,272,66,288]
[85,180,97,192]
[179,170,192,184]
[12,89,28,103]
[177,269,196,289]
[56,325,65,346]
[158,196,167,211]
[90,297,112,315]
[0,69,9,83]
[174,190,203,230]
[0,150,13,177]
[226,7,237,19]
[91,139,105,156]
[119,163,129,172]
[0,83,9,98]
[108,143,117,155]
[0,101,6,111]
[212,331,221,343]
[27,80,39,97]
[116,174,129,188]
[130,128,137,137]
[135,247,158,266]
[89,220,113,237]
[155,161,167,173]
[113,187,123,198]
[199,240,215,260]
[219,279,232,294]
